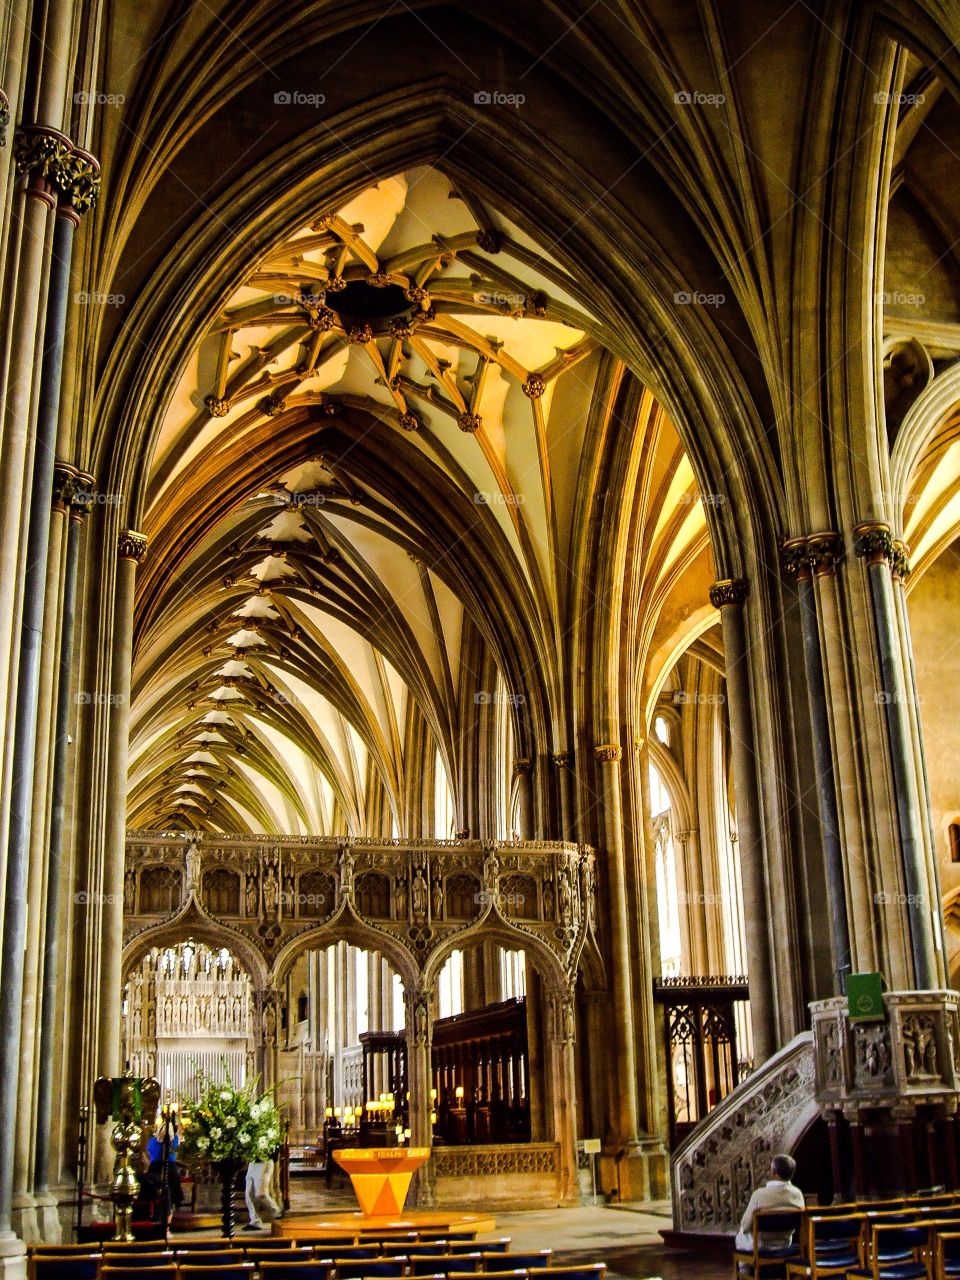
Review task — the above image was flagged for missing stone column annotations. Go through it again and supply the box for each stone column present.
[710,579,776,1063]
[594,741,661,1196]
[404,989,433,1206]
[547,989,580,1205]
[514,759,533,839]
[93,531,146,1178]
[781,536,852,992]
[852,525,937,988]
[552,752,574,842]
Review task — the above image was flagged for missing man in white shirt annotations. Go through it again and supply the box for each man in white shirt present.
[735,1153,805,1253]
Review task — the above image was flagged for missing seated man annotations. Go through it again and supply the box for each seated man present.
[735,1153,805,1253]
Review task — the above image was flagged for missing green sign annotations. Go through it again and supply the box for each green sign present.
[845,971,885,1021]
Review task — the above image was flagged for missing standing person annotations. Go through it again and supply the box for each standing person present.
[147,1117,182,1224]
[735,1153,805,1253]
[244,1153,282,1231]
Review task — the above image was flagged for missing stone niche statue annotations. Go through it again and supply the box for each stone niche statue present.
[411,869,428,922]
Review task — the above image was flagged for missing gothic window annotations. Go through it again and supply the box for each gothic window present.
[650,762,681,977]
[500,873,538,919]
[445,873,480,919]
[296,991,308,1023]
[950,822,960,863]
[298,871,332,917]
[499,947,526,998]
[438,949,464,1019]
[139,865,182,914]
[435,750,455,838]
[203,867,240,915]
[356,872,391,918]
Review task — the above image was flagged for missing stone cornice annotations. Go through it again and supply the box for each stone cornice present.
[118,529,148,563]
[708,577,749,608]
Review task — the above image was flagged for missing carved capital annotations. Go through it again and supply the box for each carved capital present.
[780,537,811,581]
[258,394,286,418]
[807,533,843,576]
[0,91,9,148]
[118,530,148,563]
[476,229,502,254]
[891,539,911,581]
[56,146,101,220]
[52,463,79,515]
[13,126,72,208]
[709,577,749,608]
[513,757,533,776]
[204,394,230,417]
[594,743,622,764]
[853,521,894,566]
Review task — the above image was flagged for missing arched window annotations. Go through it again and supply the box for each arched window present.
[356,872,391,918]
[445,873,480,919]
[499,948,526,999]
[654,715,670,746]
[438,950,464,1019]
[139,865,182,914]
[435,750,455,838]
[650,762,682,976]
[950,822,960,863]
[203,868,240,915]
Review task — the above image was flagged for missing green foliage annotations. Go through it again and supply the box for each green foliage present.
[180,1067,283,1164]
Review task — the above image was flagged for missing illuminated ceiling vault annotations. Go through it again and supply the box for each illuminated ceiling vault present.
[129,167,713,835]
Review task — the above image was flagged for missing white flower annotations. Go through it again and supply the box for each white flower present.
[219,1090,232,1102]
[210,1126,222,1139]
[225,1116,237,1129]
[196,1137,209,1152]
[238,1132,250,1145]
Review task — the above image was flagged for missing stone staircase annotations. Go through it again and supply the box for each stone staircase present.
[670,1031,817,1236]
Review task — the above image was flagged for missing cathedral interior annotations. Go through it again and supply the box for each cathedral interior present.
[3,0,960,1275]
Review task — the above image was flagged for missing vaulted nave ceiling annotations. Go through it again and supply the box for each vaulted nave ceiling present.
[129,168,713,834]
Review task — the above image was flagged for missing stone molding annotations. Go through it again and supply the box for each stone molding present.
[708,578,749,608]
[810,990,960,1110]
[671,1032,816,1233]
[123,832,599,988]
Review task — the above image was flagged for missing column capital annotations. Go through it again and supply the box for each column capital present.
[118,530,148,563]
[53,464,97,520]
[891,539,911,581]
[13,126,72,208]
[780,536,811,581]
[55,146,101,222]
[709,577,749,608]
[0,91,8,148]
[513,757,533,776]
[594,743,622,763]
[780,533,843,580]
[853,520,895,566]
[551,750,572,769]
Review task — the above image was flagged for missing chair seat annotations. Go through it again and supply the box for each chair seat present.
[757,1247,802,1259]
[847,1266,927,1280]
[812,1252,859,1268]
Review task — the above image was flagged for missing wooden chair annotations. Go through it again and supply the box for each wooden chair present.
[99,1265,177,1280]
[409,1257,482,1277]
[847,1222,931,1280]
[483,1255,551,1272]
[258,1264,334,1280]
[731,1208,804,1278]
[336,1260,407,1280]
[933,1231,960,1280]
[785,1213,863,1280]
[540,1268,606,1280]
[33,1258,103,1280]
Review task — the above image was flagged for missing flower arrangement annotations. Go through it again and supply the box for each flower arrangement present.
[179,1068,283,1165]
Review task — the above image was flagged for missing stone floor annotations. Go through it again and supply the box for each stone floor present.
[271,1179,729,1280]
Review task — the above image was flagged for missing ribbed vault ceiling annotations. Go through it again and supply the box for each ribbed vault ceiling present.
[129,168,711,834]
